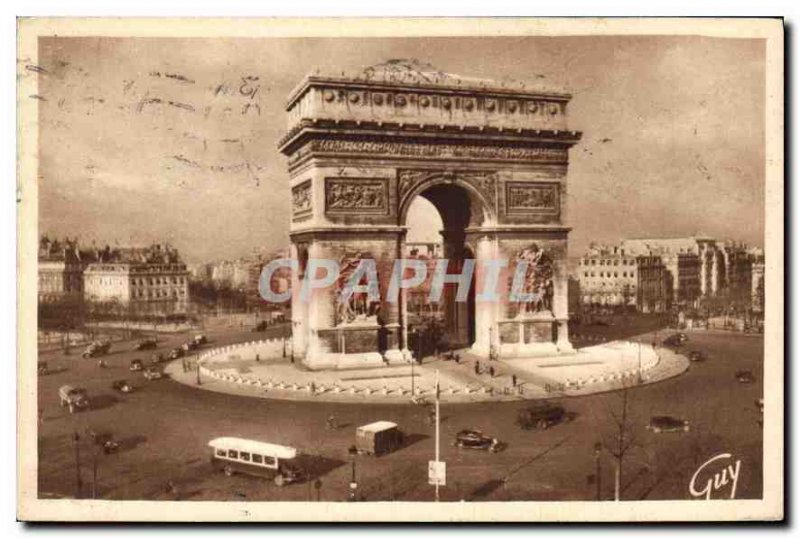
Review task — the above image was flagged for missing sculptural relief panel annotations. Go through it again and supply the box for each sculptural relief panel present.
[324,177,389,215]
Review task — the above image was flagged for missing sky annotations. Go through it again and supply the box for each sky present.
[33,35,766,263]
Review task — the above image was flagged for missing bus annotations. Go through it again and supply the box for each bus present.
[208,437,303,486]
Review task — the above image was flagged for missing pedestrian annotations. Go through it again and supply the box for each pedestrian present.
[489,366,495,378]
[311,381,316,395]
[474,361,480,375]
[512,374,517,388]
[455,354,460,364]
[255,353,260,362]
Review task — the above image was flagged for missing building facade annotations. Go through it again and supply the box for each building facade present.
[38,237,87,303]
[577,244,638,308]
[636,255,671,313]
[83,244,189,317]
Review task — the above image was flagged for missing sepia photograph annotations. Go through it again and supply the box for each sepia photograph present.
[16,17,784,522]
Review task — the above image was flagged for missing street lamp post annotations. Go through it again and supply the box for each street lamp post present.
[347,445,358,501]
[593,442,602,501]
[195,357,201,385]
[73,431,82,499]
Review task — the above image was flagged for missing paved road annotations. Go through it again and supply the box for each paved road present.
[37,328,763,502]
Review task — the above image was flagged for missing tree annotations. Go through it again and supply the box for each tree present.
[601,379,640,501]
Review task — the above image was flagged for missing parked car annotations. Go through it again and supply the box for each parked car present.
[169,348,185,360]
[130,359,144,372]
[37,361,49,375]
[453,429,503,452]
[647,415,690,433]
[355,421,404,456]
[677,332,689,342]
[688,350,706,362]
[209,437,303,486]
[151,352,165,364]
[134,338,158,351]
[143,367,163,380]
[516,402,567,430]
[193,334,208,345]
[111,379,133,393]
[736,370,756,383]
[82,341,111,358]
[58,385,89,413]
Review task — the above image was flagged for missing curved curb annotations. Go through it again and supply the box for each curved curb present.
[167,339,690,405]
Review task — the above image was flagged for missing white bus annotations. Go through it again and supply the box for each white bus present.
[208,437,303,486]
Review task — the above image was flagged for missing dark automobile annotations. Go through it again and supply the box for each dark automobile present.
[151,352,165,364]
[677,332,689,342]
[134,338,158,351]
[37,361,49,375]
[129,359,144,372]
[111,379,133,393]
[453,430,502,452]
[516,402,567,430]
[688,350,706,362]
[169,348,185,360]
[87,430,120,454]
[736,370,756,383]
[647,415,690,433]
[662,334,684,348]
[143,367,163,380]
[252,320,269,332]
[181,341,199,352]
[82,341,111,358]
[193,334,208,345]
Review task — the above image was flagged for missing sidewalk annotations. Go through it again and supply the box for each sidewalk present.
[167,336,690,404]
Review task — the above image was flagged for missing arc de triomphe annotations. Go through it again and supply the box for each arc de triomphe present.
[278,61,582,370]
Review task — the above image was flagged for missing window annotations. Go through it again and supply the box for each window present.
[614,260,619,266]
[240,452,251,462]
[228,449,238,458]
[216,449,226,457]
[591,260,596,266]
[263,456,276,467]
[252,454,263,464]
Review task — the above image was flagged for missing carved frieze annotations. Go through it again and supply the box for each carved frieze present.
[291,180,312,218]
[325,177,389,215]
[505,181,560,216]
[291,138,568,166]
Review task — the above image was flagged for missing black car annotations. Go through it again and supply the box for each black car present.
[662,334,684,348]
[252,320,268,332]
[647,415,690,433]
[151,352,165,364]
[134,338,158,351]
[688,350,706,362]
[453,430,502,452]
[129,359,143,372]
[516,403,566,430]
[169,348,185,360]
[736,370,756,383]
[111,379,133,393]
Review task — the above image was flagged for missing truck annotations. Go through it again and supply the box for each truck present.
[355,421,403,456]
[58,385,89,413]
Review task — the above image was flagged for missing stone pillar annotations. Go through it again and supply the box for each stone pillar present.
[711,249,720,295]
[289,242,308,360]
[471,234,500,355]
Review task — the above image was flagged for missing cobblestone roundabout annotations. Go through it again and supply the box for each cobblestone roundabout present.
[167,337,688,404]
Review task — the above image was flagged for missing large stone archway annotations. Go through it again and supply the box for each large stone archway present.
[278,60,582,370]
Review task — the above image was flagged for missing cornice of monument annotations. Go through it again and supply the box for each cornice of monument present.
[278,118,582,156]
